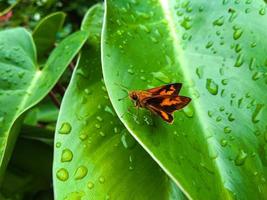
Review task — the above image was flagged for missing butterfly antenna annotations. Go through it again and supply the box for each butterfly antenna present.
[114,82,129,94]
[118,95,128,101]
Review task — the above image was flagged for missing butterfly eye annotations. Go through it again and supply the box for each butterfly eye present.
[132,95,137,100]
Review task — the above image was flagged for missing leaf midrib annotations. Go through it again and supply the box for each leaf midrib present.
[158,0,227,198]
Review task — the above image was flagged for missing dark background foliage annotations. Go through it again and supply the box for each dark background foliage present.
[0,1,101,199]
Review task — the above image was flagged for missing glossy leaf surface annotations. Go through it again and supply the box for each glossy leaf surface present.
[32,12,66,62]
[102,0,267,199]
[53,4,186,200]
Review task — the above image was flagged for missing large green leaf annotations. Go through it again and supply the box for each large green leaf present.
[32,12,66,62]
[53,4,186,200]
[102,0,267,199]
[0,28,88,182]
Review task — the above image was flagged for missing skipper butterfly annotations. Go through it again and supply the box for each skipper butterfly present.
[128,83,191,124]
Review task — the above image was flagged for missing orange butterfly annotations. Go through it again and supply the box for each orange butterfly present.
[128,83,191,124]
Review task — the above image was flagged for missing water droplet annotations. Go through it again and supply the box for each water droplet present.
[74,166,88,180]
[59,122,72,134]
[220,139,228,147]
[250,42,257,48]
[252,104,264,123]
[249,58,256,70]
[56,142,61,148]
[56,168,69,181]
[233,28,243,40]
[259,8,266,16]
[152,72,170,83]
[252,72,262,80]
[87,181,94,189]
[99,131,106,137]
[139,24,150,33]
[127,69,134,75]
[180,17,192,30]
[84,88,92,95]
[235,44,242,53]
[234,54,244,67]
[213,16,224,26]
[228,113,235,122]
[224,126,232,134]
[95,124,101,129]
[61,149,73,162]
[206,79,218,95]
[79,132,88,141]
[219,106,225,112]
[99,176,105,184]
[121,131,136,149]
[183,106,194,118]
[196,67,203,79]
[235,150,248,166]
[205,41,213,49]
[216,116,222,122]
[221,79,228,85]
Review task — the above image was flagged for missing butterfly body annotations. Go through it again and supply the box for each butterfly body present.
[128,83,191,124]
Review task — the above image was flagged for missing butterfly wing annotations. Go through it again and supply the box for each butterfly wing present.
[146,83,182,96]
[146,104,174,123]
[145,95,191,113]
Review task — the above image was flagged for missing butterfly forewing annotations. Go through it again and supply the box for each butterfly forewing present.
[146,83,182,96]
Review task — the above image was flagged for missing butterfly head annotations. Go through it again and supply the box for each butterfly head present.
[129,91,140,106]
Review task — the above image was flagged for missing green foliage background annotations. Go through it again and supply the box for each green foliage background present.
[1,0,267,200]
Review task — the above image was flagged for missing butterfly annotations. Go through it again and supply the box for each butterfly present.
[128,83,191,124]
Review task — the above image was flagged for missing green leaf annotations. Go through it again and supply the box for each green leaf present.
[53,4,186,200]
[102,0,267,199]
[32,12,66,62]
[0,28,88,182]
[1,138,53,199]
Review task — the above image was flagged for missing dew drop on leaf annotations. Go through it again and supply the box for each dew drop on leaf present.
[234,54,244,67]
[87,181,94,189]
[121,130,136,149]
[74,166,88,180]
[205,41,213,49]
[259,7,266,15]
[252,72,262,80]
[196,67,203,79]
[252,104,264,123]
[180,17,192,30]
[56,168,69,181]
[213,16,224,26]
[56,142,61,148]
[233,28,243,40]
[220,139,228,147]
[206,79,218,95]
[61,149,73,162]
[228,113,235,122]
[235,150,248,166]
[183,106,194,118]
[152,71,170,83]
[99,176,105,184]
[79,132,88,141]
[59,122,72,134]
[224,126,232,134]
[127,69,134,75]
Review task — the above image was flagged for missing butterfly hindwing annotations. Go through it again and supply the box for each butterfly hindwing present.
[146,83,182,96]
[146,104,174,123]
[145,95,191,114]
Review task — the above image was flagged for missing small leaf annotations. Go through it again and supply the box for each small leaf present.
[32,12,66,63]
